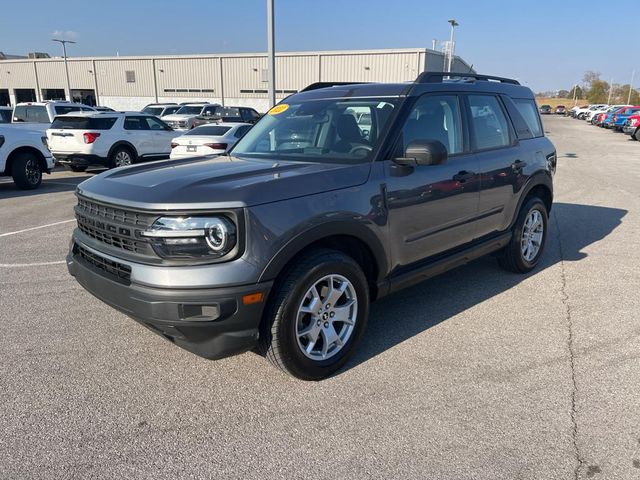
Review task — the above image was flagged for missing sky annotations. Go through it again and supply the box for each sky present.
[1,0,636,92]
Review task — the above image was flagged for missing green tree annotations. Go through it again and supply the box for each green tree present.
[569,85,584,100]
[582,71,601,90]
[587,80,609,103]
[558,89,570,98]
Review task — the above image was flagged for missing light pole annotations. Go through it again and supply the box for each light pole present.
[446,19,459,73]
[266,0,276,108]
[607,77,613,105]
[628,70,636,105]
[52,38,76,101]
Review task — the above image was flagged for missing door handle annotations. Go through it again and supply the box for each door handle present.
[511,160,527,171]
[453,170,475,183]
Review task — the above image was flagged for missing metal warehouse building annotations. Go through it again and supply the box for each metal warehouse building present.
[0,48,473,112]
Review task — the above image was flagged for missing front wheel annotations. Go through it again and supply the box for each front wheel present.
[634,129,640,141]
[498,197,548,273]
[11,153,43,190]
[260,249,370,380]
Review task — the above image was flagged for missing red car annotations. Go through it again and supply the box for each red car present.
[622,114,640,140]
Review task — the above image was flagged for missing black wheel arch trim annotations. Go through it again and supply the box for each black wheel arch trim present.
[258,221,389,286]
[509,170,553,229]
[7,146,49,175]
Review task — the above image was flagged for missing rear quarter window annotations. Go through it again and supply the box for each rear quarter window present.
[51,116,118,130]
[513,99,543,137]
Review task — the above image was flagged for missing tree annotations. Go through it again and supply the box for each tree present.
[558,89,570,98]
[617,84,640,104]
[569,85,584,100]
[586,79,609,103]
[582,71,601,90]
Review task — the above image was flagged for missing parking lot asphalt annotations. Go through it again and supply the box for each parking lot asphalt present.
[1,116,639,480]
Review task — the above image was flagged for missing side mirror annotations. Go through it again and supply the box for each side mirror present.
[395,139,448,166]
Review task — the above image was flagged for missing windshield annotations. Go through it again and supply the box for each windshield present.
[143,107,163,115]
[175,105,204,115]
[185,125,231,136]
[231,98,397,164]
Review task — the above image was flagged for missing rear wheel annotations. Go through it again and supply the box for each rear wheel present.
[109,147,134,168]
[260,249,369,380]
[498,197,548,273]
[11,152,42,190]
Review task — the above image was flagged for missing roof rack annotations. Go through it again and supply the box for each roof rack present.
[416,72,520,85]
[300,82,369,92]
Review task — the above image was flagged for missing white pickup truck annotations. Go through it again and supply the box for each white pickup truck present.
[0,126,54,189]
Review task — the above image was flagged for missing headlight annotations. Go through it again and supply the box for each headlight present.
[141,216,237,259]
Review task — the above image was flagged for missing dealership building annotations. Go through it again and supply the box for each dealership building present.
[0,48,473,111]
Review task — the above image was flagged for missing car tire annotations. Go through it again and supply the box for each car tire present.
[109,146,135,169]
[259,249,370,381]
[11,152,43,190]
[498,197,548,273]
[634,129,640,141]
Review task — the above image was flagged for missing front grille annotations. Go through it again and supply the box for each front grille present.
[75,195,156,256]
[74,243,131,284]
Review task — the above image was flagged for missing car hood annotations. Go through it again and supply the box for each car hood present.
[162,114,198,121]
[77,155,372,210]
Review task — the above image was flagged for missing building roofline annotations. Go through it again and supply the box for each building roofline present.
[0,47,448,64]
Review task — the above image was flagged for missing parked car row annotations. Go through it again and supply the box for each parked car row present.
[539,104,566,115]
[142,102,262,130]
[567,104,640,141]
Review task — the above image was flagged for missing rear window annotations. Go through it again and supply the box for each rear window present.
[143,107,163,116]
[13,105,49,123]
[51,116,118,130]
[55,106,83,115]
[514,99,543,137]
[185,125,231,136]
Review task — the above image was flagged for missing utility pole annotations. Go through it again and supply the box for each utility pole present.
[446,19,459,73]
[628,70,636,105]
[607,77,613,105]
[267,0,276,108]
[572,83,578,106]
[52,38,76,102]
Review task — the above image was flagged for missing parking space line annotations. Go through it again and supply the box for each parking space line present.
[0,260,66,268]
[0,219,75,238]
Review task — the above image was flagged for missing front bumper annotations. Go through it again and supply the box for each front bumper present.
[54,153,109,168]
[67,241,272,360]
[623,125,638,135]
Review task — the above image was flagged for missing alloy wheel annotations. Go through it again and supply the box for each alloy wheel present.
[521,209,544,262]
[295,274,358,361]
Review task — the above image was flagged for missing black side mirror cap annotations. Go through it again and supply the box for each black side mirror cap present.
[395,139,448,166]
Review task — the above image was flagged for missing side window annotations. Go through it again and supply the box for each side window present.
[144,116,168,130]
[400,94,463,155]
[468,95,511,150]
[124,116,148,130]
[234,125,251,138]
[513,99,543,137]
[202,106,217,116]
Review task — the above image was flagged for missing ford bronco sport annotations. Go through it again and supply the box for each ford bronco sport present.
[67,72,556,380]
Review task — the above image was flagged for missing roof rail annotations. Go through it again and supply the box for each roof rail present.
[300,82,370,92]
[416,72,520,85]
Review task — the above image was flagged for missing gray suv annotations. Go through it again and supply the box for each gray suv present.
[67,72,556,380]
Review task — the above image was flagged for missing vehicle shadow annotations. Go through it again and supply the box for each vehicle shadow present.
[344,202,626,373]
[0,169,104,200]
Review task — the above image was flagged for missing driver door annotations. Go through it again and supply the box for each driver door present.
[384,94,481,268]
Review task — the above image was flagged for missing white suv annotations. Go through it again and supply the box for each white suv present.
[162,103,221,130]
[47,112,176,171]
[12,101,95,126]
[0,125,54,189]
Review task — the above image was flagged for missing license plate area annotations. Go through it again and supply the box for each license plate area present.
[187,145,197,152]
